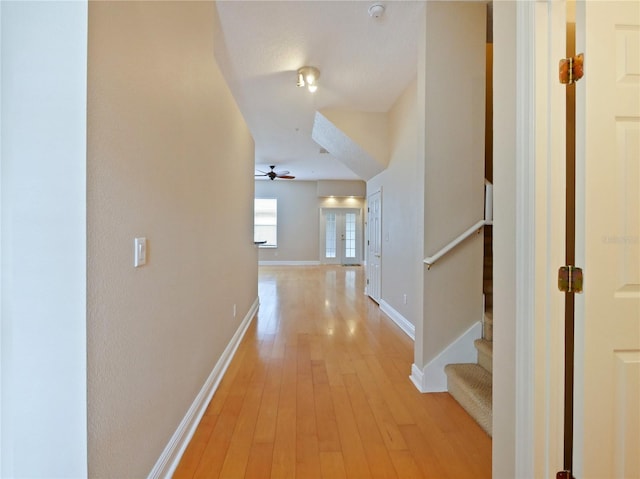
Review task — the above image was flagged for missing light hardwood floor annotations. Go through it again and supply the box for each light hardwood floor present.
[173,266,491,478]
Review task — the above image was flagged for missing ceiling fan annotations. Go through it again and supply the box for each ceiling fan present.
[255,165,295,181]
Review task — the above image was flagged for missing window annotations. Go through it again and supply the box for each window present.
[254,198,277,247]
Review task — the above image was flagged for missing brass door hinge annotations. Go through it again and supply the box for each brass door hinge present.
[559,53,584,84]
[558,266,583,293]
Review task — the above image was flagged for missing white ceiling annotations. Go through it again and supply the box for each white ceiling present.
[213,1,426,181]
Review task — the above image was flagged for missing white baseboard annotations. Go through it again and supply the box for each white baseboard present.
[410,363,425,392]
[148,296,260,479]
[258,260,321,266]
[409,320,482,393]
[379,300,415,340]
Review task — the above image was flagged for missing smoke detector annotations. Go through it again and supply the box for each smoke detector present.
[368,3,385,18]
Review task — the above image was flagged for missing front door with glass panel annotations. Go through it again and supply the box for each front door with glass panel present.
[321,208,361,265]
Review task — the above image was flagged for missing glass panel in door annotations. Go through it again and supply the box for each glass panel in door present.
[325,212,337,259]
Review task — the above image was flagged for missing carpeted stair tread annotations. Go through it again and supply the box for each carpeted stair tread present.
[445,363,492,436]
[475,338,493,373]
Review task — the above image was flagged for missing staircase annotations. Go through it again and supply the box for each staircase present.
[444,225,493,436]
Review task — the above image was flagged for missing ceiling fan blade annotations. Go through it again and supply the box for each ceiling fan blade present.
[277,175,295,179]
[273,170,289,176]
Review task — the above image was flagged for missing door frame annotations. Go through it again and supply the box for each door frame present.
[513,2,537,476]
[0,2,4,472]
[513,0,592,477]
[510,1,567,477]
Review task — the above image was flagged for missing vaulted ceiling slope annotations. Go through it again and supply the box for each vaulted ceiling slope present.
[213,1,425,181]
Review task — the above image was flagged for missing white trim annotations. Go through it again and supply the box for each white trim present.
[0,2,4,472]
[409,364,425,392]
[148,296,260,479]
[514,1,536,477]
[409,321,482,393]
[258,261,321,266]
[379,299,415,340]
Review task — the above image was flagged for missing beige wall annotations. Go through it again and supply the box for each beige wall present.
[255,181,320,263]
[87,2,257,476]
[417,2,486,367]
[320,109,390,170]
[256,180,364,263]
[492,1,517,478]
[367,78,422,327]
[317,179,366,198]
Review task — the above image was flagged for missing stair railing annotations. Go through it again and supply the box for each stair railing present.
[423,181,493,269]
[423,219,491,269]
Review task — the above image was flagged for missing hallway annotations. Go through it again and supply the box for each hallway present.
[173,266,491,478]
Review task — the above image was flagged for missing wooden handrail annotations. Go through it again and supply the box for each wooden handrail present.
[423,219,492,269]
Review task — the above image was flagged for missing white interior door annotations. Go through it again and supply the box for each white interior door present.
[367,190,381,302]
[575,1,640,477]
[321,208,362,265]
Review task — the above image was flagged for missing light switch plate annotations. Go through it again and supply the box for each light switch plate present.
[134,237,147,267]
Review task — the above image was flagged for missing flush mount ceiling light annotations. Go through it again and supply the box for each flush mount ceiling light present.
[296,66,320,93]
[368,3,385,18]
